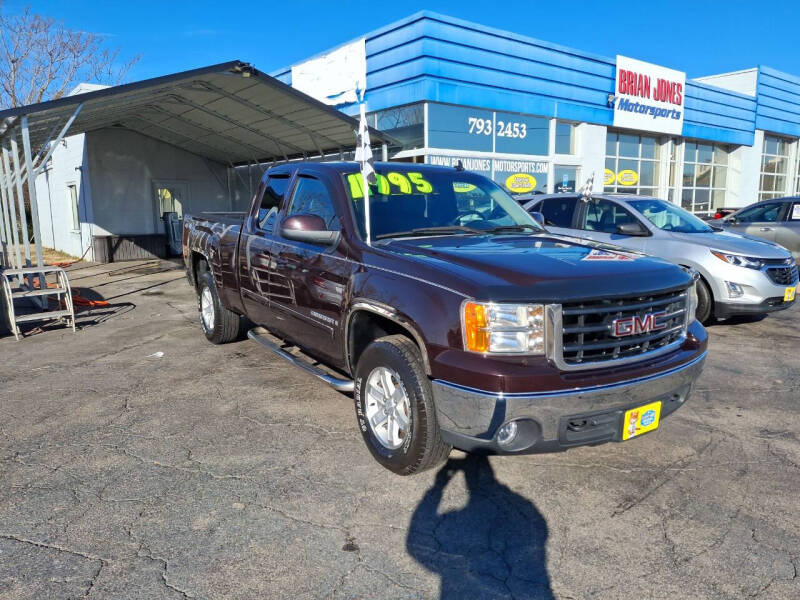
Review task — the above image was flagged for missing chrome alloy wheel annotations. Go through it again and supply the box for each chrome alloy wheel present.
[365,366,411,450]
[200,286,215,332]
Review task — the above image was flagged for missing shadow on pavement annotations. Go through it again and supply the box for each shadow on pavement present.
[407,455,554,600]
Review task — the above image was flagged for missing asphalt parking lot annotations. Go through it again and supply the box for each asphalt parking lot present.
[1,259,798,599]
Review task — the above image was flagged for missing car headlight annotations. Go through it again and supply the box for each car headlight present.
[711,251,763,269]
[462,301,545,354]
[686,280,698,324]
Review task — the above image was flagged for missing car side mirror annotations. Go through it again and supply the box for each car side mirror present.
[280,214,340,246]
[530,211,546,226]
[616,222,649,236]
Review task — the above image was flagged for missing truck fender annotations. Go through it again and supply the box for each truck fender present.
[344,299,431,376]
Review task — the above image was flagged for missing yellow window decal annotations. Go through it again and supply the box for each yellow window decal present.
[504,173,537,193]
[617,170,639,186]
[604,168,616,186]
[453,182,477,193]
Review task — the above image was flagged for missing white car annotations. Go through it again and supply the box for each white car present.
[522,194,798,323]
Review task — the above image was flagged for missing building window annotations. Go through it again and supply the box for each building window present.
[555,121,575,154]
[604,132,660,195]
[759,135,790,200]
[554,165,578,193]
[680,142,729,216]
[369,103,424,149]
[68,184,80,230]
[795,153,800,195]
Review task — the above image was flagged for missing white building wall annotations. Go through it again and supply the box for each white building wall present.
[35,133,93,258]
[694,69,758,97]
[86,128,230,237]
[728,129,764,208]
[577,123,606,193]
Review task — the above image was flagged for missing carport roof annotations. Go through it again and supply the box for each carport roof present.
[0,60,395,165]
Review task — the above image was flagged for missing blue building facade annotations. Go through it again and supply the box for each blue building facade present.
[275,12,800,215]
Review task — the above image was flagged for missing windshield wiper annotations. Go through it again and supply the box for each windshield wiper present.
[374,226,484,240]
[483,224,543,234]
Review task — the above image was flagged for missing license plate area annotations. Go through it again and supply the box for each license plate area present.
[558,386,689,448]
[622,401,662,440]
[784,286,796,302]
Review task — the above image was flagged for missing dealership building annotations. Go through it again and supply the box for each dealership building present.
[276,11,800,216]
[7,11,800,265]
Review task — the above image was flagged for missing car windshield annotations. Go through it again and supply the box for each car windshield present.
[343,167,543,240]
[628,198,713,233]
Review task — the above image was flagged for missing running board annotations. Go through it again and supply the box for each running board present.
[247,327,354,393]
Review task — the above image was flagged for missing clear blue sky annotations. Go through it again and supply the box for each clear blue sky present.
[9,0,800,82]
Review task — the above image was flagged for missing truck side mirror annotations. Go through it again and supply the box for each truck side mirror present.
[616,222,649,237]
[530,211,546,226]
[280,214,341,246]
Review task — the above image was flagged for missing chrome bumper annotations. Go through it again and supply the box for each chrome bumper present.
[432,352,706,453]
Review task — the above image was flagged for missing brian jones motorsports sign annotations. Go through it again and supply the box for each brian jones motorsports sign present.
[613,55,686,136]
[426,154,548,193]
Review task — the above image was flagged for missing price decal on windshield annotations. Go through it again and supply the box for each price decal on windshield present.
[347,172,434,199]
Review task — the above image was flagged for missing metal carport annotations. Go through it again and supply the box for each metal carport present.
[0,59,394,276]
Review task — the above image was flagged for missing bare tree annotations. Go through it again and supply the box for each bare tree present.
[0,6,140,108]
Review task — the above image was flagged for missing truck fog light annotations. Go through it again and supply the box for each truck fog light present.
[725,281,744,298]
[496,421,518,446]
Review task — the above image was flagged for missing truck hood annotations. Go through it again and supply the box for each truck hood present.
[666,229,790,258]
[378,233,691,303]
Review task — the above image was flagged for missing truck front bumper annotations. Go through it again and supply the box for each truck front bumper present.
[433,352,706,454]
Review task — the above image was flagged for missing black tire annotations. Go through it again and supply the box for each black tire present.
[354,335,451,475]
[198,270,241,344]
[695,277,714,325]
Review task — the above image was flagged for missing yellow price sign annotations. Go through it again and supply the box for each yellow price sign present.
[346,171,433,199]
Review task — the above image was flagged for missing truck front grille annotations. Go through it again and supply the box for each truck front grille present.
[556,289,688,369]
[765,264,798,286]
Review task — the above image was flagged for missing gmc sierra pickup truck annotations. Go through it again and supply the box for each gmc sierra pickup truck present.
[183,162,707,475]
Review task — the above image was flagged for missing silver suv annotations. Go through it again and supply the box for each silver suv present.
[522,194,798,323]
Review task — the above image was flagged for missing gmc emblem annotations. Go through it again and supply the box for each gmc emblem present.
[611,310,668,337]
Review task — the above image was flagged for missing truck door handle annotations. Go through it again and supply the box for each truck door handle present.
[760,227,773,232]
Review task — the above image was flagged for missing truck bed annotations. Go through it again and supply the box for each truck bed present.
[190,211,247,227]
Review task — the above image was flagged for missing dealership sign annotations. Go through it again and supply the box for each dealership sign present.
[613,56,685,136]
[291,39,366,106]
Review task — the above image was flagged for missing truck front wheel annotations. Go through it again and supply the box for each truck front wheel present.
[354,335,451,475]
[198,271,241,344]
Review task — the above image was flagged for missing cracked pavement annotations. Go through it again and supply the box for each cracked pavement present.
[1,259,799,599]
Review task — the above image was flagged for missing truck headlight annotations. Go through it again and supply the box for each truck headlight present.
[462,301,545,354]
[711,251,763,270]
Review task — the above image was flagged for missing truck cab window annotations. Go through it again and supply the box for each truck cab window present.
[540,196,578,227]
[286,176,341,231]
[582,199,638,233]
[258,175,289,231]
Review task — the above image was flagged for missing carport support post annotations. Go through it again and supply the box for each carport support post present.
[20,115,47,300]
[0,164,12,268]
[382,144,388,161]
[10,137,32,269]
[0,149,23,280]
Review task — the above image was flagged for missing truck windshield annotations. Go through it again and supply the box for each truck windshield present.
[628,198,713,234]
[343,168,543,240]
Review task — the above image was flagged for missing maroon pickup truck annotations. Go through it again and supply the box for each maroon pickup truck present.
[183,162,707,475]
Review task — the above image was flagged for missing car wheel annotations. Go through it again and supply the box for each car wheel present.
[695,277,714,325]
[198,270,242,344]
[354,335,451,475]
